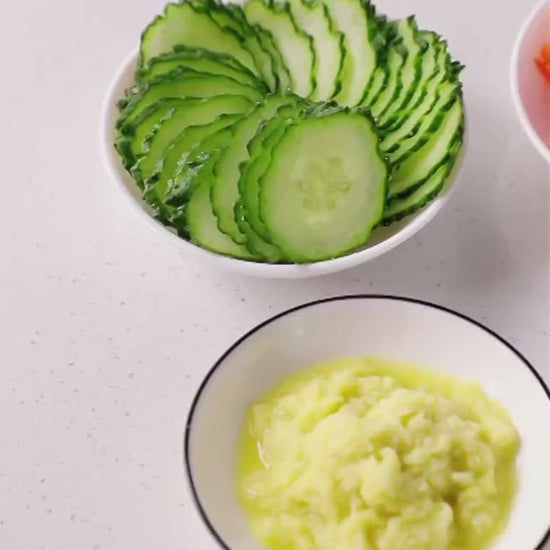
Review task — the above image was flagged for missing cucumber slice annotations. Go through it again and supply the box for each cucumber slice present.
[137,46,265,90]
[244,0,315,97]
[323,0,379,106]
[143,113,241,219]
[382,135,462,224]
[362,65,388,107]
[234,201,284,262]
[117,69,262,129]
[369,38,407,118]
[259,109,388,262]
[236,100,307,260]
[115,99,182,170]
[185,129,257,260]
[164,109,253,209]
[254,25,291,92]
[388,98,464,199]
[133,94,253,184]
[376,17,425,124]
[288,0,344,100]
[360,17,394,106]
[378,31,440,132]
[211,95,295,244]
[164,124,237,225]
[386,81,460,164]
[237,100,306,244]
[139,2,256,74]
[220,4,279,92]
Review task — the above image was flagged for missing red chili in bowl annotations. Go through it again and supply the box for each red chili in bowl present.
[535,43,550,83]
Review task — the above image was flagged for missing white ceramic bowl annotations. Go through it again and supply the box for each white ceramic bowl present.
[511,0,550,164]
[100,53,467,278]
[185,296,550,550]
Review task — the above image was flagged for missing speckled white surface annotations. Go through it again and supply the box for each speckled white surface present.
[0,0,548,549]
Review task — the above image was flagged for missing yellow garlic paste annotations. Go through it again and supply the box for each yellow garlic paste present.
[236,357,519,550]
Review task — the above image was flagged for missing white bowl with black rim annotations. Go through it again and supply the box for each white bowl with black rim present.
[100,53,468,279]
[184,295,550,550]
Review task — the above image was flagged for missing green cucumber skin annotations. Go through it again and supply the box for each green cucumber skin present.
[267,0,317,98]
[115,99,196,173]
[361,5,392,102]
[131,94,254,186]
[116,67,262,136]
[138,2,257,74]
[144,112,242,196]
[206,2,279,92]
[388,86,461,166]
[388,96,465,201]
[238,99,306,247]
[382,125,464,224]
[288,0,346,100]
[360,15,395,106]
[234,201,285,262]
[244,0,316,97]
[369,37,408,119]
[380,38,462,135]
[136,46,267,91]
[376,17,425,124]
[377,31,440,132]
[209,95,297,244]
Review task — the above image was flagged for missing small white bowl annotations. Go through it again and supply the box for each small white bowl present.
[511,0,550,164]
[100,53,467,278]
[185,296,550,550]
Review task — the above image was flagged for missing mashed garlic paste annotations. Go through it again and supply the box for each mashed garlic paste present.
[236,357,519,550]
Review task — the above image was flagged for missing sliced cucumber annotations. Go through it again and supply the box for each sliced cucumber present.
[386,81,460,164]
[114,0,467,261]
[238,98,312,242]
[323,0,379,106]
[378,31,440,132]
[360,16,393,106]
[259,109,388,262]
[117,69,262,129]
[133,94,253,184]
[369,38,407,118]
[211,95,295,244]
[288,0,344,100]
[164,123,239,225]
[376,17,424,124]
[236,100,307,259]
[221,4,279,92]
[234,201,284,262]
[138,2,256,74]
[244,0,315,97]
[388,98,464,199]
[115,99,182,170]
[254,24,291,92]
[143,113,241,219]
[362,65,388,107]
[382,135,462,224]
[185,129,257,259]
[137,46,265,90]
[164,110,251,209]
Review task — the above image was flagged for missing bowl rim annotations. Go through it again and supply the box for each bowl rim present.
[183,294,550,550]
[510,0,550,164]
[100,52,467,278]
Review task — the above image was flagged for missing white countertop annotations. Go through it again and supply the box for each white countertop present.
[1,0,548,548]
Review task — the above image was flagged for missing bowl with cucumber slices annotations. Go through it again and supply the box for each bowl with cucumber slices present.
[102,0,467,278]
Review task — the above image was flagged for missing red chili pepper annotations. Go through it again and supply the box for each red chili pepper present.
[535,44,550,84]
[541,43,550,63]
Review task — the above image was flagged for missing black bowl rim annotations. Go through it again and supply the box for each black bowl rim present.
[183,294,550,550]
